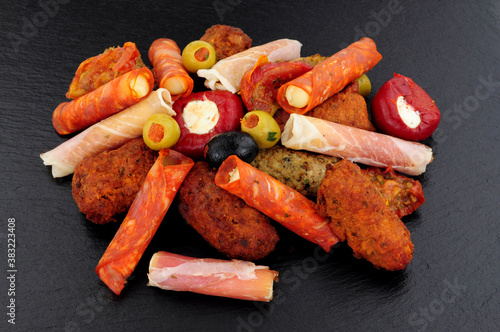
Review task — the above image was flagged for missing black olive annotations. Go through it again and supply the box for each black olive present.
[204,131,259,168]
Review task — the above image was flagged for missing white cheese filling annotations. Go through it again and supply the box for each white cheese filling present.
[182,99,220,134]
[397,95,421,128]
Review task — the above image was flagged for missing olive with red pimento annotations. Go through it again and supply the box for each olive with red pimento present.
[371,73,441,141]
[172,90,244,159]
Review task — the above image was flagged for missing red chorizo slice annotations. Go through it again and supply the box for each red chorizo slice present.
[277,37,382,115]
[95,149,194,295]
[53,67,154,135]
[215,155,339,252]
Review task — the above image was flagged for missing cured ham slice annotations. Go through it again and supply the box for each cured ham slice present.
[277,38,382,114]
[148,251,278,302]
[281,114,433,176]
[215,155,339,252]
[197,39,302,93]
[41,89,175,178]
[96,149,194,295]
[53,67,154,135]
[148,38,194,101]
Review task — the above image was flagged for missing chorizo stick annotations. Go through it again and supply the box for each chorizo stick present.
[148,38,194,101]
[215,155,339,252]
[277,37,382,114]
[53,67,154,135]
[96,149,194,295]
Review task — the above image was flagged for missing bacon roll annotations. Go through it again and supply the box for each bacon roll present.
[148,38,194,101]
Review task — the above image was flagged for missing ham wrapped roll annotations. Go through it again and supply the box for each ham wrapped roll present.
[148,38,194,101]
[96,149,194,295]
[53,67,154,135]
[198,39,302,93]
[215,155,339,252]
[277,38,382,114]
[66,41,145,99]
[281,114,433,176]
[148,251,278,302]
[41,89,174,178]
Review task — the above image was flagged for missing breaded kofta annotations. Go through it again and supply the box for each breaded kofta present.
[200,24,252,60]
[316,160,413,271]
[72,138,157,224]
[177,161,279,261]
[309,82,376,132]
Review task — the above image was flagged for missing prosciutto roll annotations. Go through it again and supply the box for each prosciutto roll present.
[53,67,154,135]
[215,155,339,252]
[148,38,194,101]
[41,89,174,178]
[281,114,433,176]
[148,251,278,302]
[277,38,382,114]
[96,149,194,295]
[197,39,302,93]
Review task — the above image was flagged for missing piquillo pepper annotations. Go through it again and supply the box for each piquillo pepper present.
[240,56,313,116]
[172,90,244,159]
[371,74,441,141]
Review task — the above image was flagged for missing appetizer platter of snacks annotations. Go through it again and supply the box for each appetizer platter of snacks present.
[2,1,499,331]
[42,26,438,297]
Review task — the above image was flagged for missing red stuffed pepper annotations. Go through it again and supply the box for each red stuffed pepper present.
[172,90,244,159]
[371,74,441,141]
[240,55,313,116]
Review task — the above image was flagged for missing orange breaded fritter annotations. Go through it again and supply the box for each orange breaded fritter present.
[72,138,157,224]
[316,160,413,270]
[308,82,376,131]
[177,161,279,261]
[200,24,252,60]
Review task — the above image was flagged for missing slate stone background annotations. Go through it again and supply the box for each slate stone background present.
[0,0,499,331]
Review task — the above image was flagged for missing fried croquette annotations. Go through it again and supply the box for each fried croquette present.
[177,161,279,261]
[309,82,377,131]
[250,145,339,198]
[72,138,157,224]
[200,24,252,60]
[316,160,413,270]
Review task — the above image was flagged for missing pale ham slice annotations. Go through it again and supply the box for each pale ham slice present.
[40,89,175,178]
[148,251,278,302]
[197,39,302,93]
[281,114,433,176]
